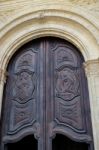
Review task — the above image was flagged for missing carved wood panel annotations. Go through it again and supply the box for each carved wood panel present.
[0,37,94,150]
[53,45,88,134]
[9,51,37,133]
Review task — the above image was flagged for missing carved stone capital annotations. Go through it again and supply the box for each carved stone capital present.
[0,68,8,83]
[84,59,99,77]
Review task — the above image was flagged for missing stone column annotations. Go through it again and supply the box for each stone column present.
[0,68,7,117]
[84,59,99,150]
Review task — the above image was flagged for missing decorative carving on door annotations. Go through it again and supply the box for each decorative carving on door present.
[55,68,80,101]
[0,38,94,150]
[3,49,38,136]
[13,51,36,103]
[53,45,82,132]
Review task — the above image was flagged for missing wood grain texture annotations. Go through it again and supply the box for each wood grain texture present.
[0,37,94,150]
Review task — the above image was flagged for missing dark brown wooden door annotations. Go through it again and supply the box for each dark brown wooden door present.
[0,37,94,150]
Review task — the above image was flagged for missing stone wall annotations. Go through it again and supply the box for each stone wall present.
[0,0,99,149]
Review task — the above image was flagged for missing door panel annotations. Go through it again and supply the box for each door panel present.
[50,43,91,140]
[1,41,42,150]
[8,51,37,133]
[0,37,94,150]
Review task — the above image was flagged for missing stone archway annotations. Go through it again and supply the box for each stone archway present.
[0,7,99,150]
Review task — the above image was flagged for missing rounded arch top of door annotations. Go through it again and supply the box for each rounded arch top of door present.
[0,37,94,150]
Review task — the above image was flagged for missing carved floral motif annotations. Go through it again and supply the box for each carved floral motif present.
[54,47,78,69]
[55,68,79,101]
[13,71,35,103]
[56,99,83,130]
[9,100,36,133]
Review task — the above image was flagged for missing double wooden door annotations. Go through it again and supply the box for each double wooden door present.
[1,37,94,150]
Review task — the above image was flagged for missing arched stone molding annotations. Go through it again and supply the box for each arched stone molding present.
[0,9,99,66]
[0,8,99,150]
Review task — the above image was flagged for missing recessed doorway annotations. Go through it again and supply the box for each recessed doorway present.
[0,37,94,150]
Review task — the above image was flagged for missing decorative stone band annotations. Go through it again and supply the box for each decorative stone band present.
[0,68,8,84]
[84,59,99,77]
[71,0,96,4]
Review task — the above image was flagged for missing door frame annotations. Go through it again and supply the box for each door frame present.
[0,8,99,150]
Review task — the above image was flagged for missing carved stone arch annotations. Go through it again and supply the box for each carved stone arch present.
[0,9,99,70]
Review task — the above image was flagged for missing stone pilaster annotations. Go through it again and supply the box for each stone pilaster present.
[0,68,8,116]
[84,59,99,150]
[0,68,8,84]
[84,59,99,77]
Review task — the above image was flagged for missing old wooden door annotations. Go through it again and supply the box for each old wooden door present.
[0,37,94,150]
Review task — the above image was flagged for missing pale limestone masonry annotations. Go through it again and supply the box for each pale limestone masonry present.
[0,0,99,149]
